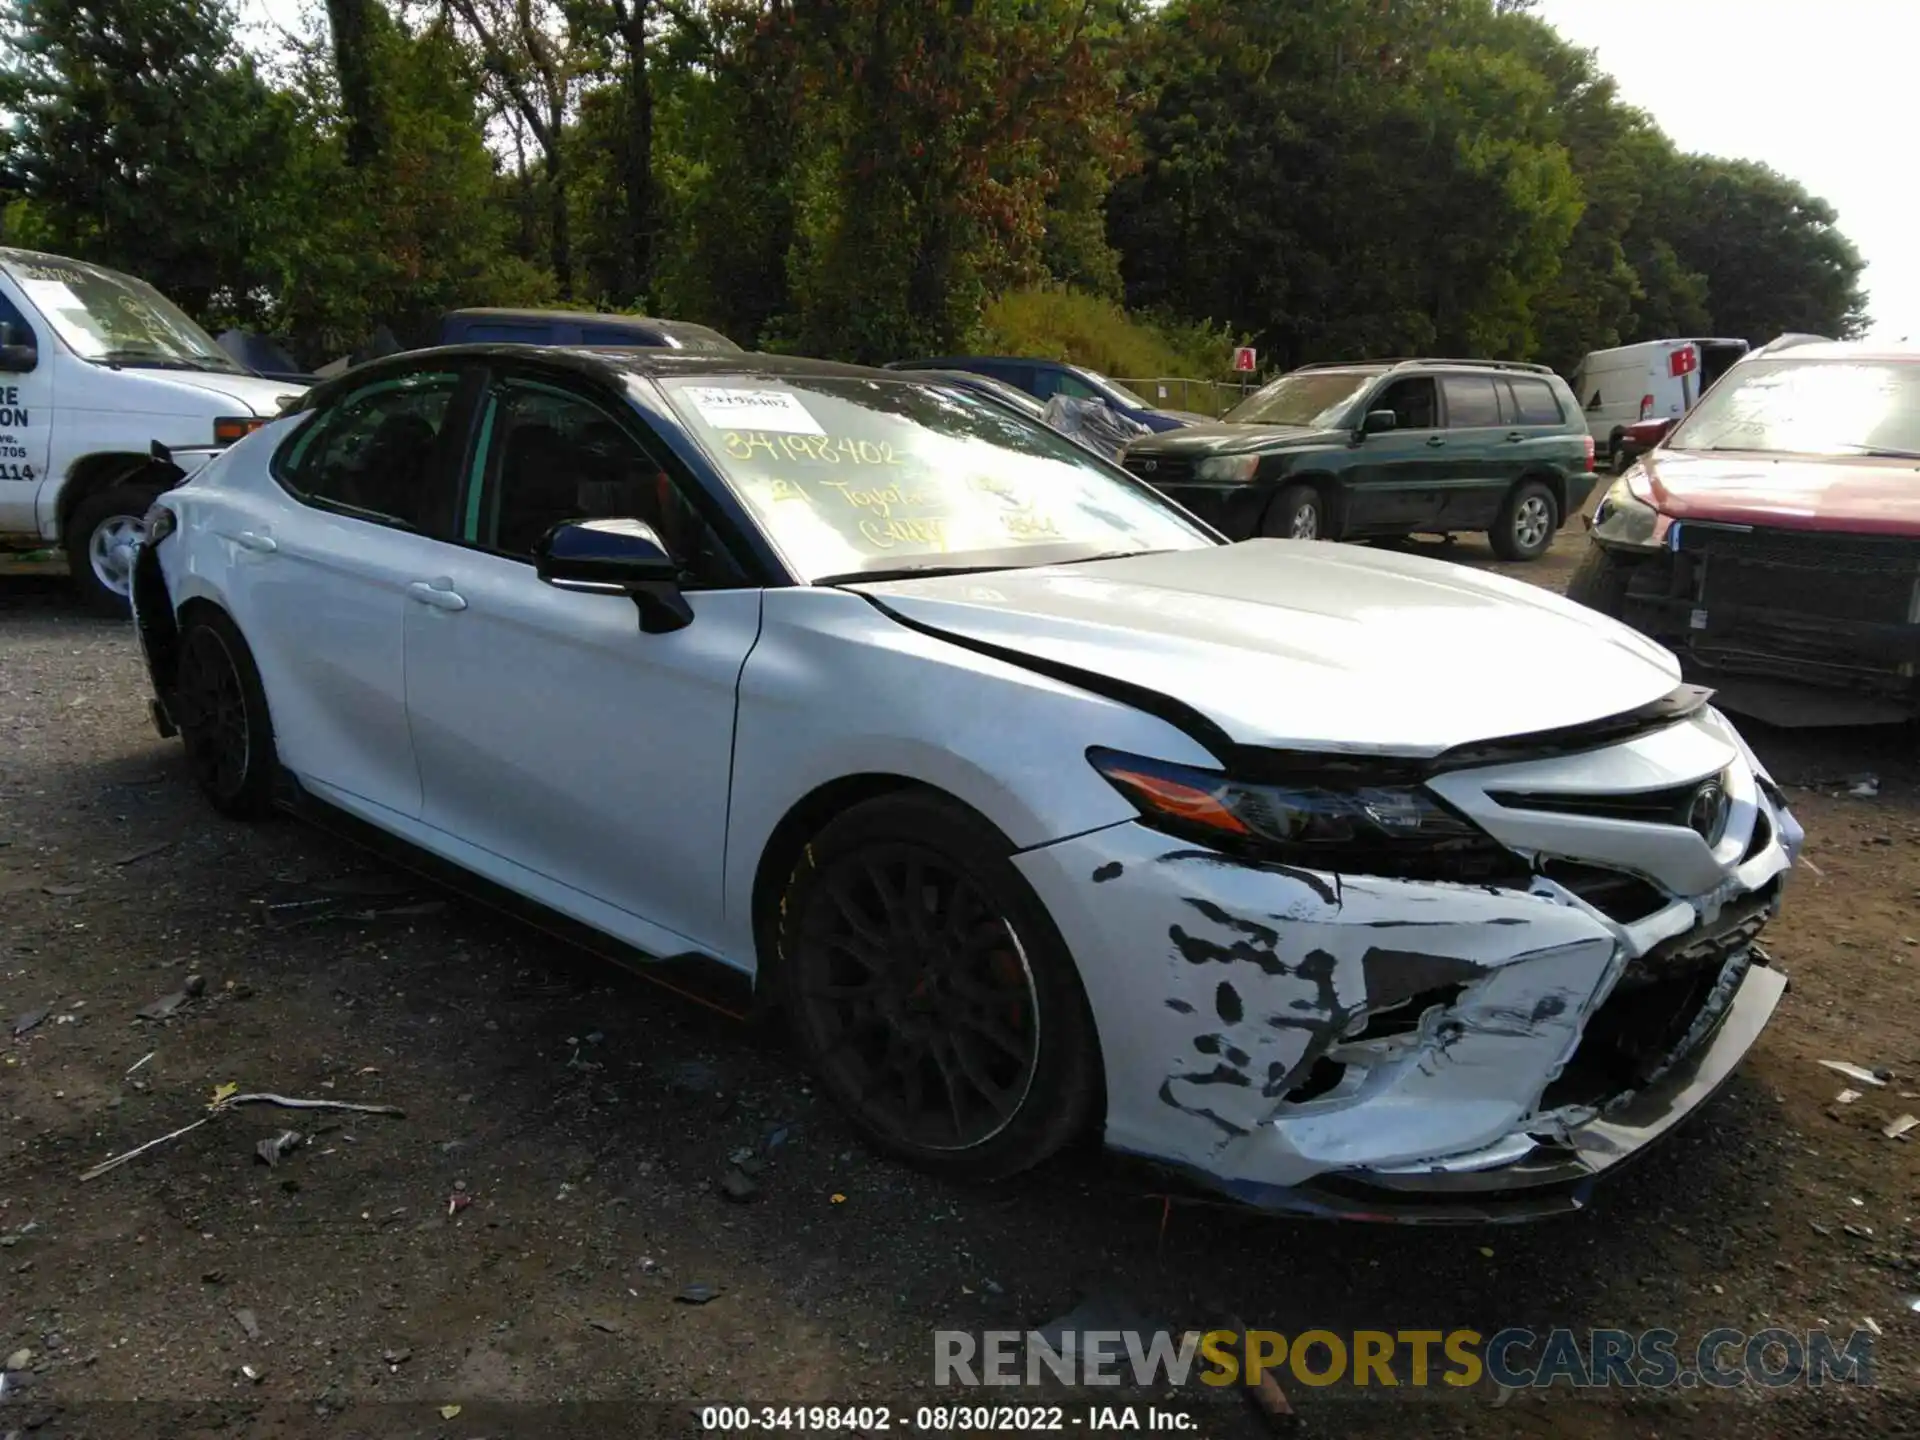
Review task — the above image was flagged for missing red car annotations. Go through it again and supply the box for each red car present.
[1569,339,1920,726]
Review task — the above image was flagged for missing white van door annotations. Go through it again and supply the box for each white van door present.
[0,277,52,539]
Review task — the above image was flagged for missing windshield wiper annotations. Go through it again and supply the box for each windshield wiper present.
[1849,447,1920,461]
[814,563,1012,586]
[95,348,242,374]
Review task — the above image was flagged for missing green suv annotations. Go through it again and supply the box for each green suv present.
[1119,358,1599,561]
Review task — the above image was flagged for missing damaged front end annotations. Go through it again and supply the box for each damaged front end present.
[1014,695,1800,1222]
[1595,506,1920,726]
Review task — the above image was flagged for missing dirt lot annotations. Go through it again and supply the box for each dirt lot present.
[2,528,1917,1439]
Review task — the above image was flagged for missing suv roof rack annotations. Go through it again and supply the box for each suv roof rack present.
[1291,356,1556,376]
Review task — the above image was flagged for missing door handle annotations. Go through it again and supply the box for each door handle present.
[407,580,467,612]
[225,530,277,553]
[1425,435,1446,448]
[1505,431,1525,443]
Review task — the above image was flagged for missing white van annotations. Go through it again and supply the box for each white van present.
[0,248,308,612]
[1568,338,1749,462]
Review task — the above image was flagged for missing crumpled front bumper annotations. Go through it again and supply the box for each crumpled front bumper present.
[1012,709,1796,1221]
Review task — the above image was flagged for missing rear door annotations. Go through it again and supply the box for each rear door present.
[236,366,481,817]
[0,277,51,536]
[1344,375,1445,531]
[1436,373,1510,528]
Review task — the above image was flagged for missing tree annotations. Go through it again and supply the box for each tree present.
[444,0,584,293]
[0,0,309,323]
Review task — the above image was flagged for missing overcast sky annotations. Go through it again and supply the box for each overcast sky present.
[1535,0,1915,341]
[240,0,1914,341]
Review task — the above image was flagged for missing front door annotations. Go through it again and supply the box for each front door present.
[401,371,763,956]
[1345,375,1445,531]
[229,367,476,818]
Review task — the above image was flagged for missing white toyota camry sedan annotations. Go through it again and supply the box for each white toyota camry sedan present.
[131,346,1804,1221]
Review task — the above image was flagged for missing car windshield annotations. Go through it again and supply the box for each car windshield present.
[657,375,1215,582]
[1666,358,1920,458]
[1224,369,1381,426]
[1,255,243,371]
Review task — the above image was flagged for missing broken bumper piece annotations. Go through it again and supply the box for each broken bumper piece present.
[1013,712,1795,1223]
[1222,960,1786,1222]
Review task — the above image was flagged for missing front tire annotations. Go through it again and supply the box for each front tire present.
[67,482,163,616]
[1490,479,1559,561]
[1262,482,1326,541]
[171,608,279,819]
[1565,542,1636,617]
[777,791,1101,1181]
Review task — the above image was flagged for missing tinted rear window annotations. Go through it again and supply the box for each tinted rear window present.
[1442,375,1502,427]
[1507,377,1565,425]
[462,322,554,344]
[579,323,662,346]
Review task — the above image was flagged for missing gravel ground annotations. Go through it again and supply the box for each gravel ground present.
[2,526,1917,1439]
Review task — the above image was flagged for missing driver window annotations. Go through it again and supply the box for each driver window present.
[1373,376,1438,430]
[471,379,743,587]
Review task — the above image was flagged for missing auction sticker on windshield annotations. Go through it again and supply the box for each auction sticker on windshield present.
[680,386,826,435]
[659,374,1208,581]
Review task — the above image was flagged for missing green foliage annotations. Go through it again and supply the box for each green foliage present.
[0,0,1874,372]
[981,286,1241,381]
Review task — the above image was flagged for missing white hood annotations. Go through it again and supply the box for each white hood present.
[857,540,1682,756]
[120,367,307,416]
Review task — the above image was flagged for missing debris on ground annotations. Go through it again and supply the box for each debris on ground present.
[718,1165,760,1203]
[41,883,85,897]
[80,1089,406,1182]
[1882,1114,1917,1140]
[1836,1088,1862,1104]
[1845,774,1880,798]
[1818,1060,1887,1086]
[233,1308,261,1341]
[586,1316,621,1333]
[6,1348,32,1371]
[383,1347,412,1367]
[112,841,173,867]
[12,1005,51,1037]
[676,1282,722,1304]
[254,1130,304,1167]
[125,1051,155,1076]
[240,1363,264,1383]
[135,989,192,1021]
[439,1403,462,1420]
[448,1192,472,1217]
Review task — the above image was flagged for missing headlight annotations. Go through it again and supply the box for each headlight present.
[1590,472,1662,549]
[1196,454,1260,483]
[1087,748,1521,882]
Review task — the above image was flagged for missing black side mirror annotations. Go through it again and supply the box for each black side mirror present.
[1361,408,1397,435]
[534,518,693,634]
[0,322,36,373]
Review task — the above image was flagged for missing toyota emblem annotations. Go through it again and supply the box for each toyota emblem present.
[1687,780,1731,845]
[1139,459,1158,472]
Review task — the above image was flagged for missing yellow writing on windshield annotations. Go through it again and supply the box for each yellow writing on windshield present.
[860,516,949,550]
[723,431,903,466]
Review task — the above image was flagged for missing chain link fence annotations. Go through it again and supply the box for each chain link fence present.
[1112,377,1258,417]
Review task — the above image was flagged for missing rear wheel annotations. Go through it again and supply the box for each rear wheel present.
[1262,482,1326,541]
[777,792,1101,1181]
[171,608,279,819]
[66,482,163,616]
[1490,479,1559,561]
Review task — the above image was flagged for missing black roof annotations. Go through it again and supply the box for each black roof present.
[293,344,924,411]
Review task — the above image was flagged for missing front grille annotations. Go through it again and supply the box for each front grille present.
[1538,860,1669,924]
[1490,782,1701,826]
[1122,454,1195,487]
[1677,525,1920,681]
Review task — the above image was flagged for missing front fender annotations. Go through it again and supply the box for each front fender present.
[719,586,1220,962]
